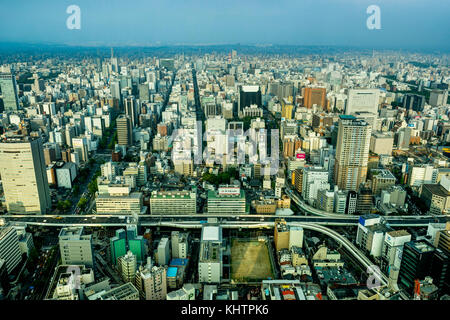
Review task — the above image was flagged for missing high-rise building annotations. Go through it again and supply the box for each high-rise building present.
[157,237,170,266]
[398,240,436,295]
[59,227,94,268]
[274,220,290,251]
[171,231,189,259]
[117,115,133,147]
[118,251,137,283]
[110,229,127,265]
[0,135,51,214]
[124,96,138,128]
[281,98,294,120]
[303,87,326,109]
[72,137,89,163]
[334,115,372,191]
[0,70,20,112]
[238,85,261,114]
[429,89,448,107]
[345,89,380,115]
[135,263,167,300]
[0,225,22,273]
[128,236,147,264]
[403,94,426,112]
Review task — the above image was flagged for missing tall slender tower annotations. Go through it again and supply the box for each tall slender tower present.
[117,114,133,147]
[0,68,20,112]
[0,135,51,214]
[334,115,372,191]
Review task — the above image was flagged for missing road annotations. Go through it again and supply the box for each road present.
[2,213,448,228]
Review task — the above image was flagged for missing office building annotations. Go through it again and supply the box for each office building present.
[59,227,94,268]
[118,251,137,283]
[110,229,127,265]
[150,190,196,215]
[238,85,261,114]
[97,282,140,300]
[370,169,396,195]
[0,225,22,273]
[117,115,133,147]
[135,263,167,300]
[96,185,144,215]
[171,231,189,259]
[72,137,89,163]
[345,89,380,115]
[274,220,290,251]
[403,94,426,112]
[207,185,246,215]
[303,87,326,109]
[198,226,223,284]
[0,71,20,112]
[302,167,330,204]
[157,237,170,266]
[334,115,372,191]
[0,135,51,214]
[369,132,394,156]
[398,240,436,295]
[429,89,448,107]
[124,96,138,128]
[381,230,411,272]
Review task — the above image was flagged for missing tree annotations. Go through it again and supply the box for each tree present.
[78,198,88,210]
[73,184,80,196]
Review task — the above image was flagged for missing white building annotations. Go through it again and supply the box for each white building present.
[302,167,330,204]
[157,237,170,266]
[59,227,94,268]
[198,226,223,284]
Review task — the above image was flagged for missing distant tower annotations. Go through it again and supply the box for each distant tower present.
[0,68,20,112]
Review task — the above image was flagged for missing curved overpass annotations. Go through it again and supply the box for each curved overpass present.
[152,220,389,286]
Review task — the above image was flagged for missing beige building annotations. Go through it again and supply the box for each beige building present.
[334,115,371,191]
[369,132,394,155]
[0,135,51,214]
[135,264,167,300]
[150,190,196,215]
[420,184,450,215]
[274,220,289,251]
[370,169,396,195]
[96,185,144,215]
[118,251,137,283]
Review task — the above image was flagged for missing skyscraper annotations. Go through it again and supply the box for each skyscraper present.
[238,85,261,114]
[303,87,326,109]
[0,135,51,214]
[0,225,22,273]
[398,240,436,295]
[124,96,138,128]
[334,115,372,191]
[0,70,20,112]
[117,114,133,147]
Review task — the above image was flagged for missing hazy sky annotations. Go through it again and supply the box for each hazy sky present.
[0,0,449,49]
